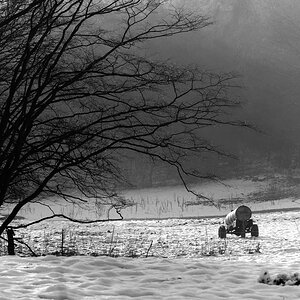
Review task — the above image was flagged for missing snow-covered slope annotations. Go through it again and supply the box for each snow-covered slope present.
[2,209,300,299]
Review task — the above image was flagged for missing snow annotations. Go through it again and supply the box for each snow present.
[1,178,300,299]
[1,253,300,299]
[8,178,300,221]
[1,208,300,299]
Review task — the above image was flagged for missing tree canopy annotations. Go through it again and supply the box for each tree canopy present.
[0,0,247,234]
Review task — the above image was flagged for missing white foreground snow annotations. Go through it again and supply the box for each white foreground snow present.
[1,254,300,299]
[1,209,300,299]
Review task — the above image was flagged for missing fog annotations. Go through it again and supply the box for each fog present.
[123,1,300,187]
[154,1,300,160]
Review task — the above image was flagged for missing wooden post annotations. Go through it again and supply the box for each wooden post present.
[6,228,15,255]
[61,229,64,256]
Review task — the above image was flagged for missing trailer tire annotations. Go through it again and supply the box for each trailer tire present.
[251,224,259,237]
[218,225,226,239]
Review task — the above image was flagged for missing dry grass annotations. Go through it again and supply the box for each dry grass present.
[0,221,262,259]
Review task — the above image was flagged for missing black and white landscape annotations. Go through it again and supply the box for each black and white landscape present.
[1,1,300,299]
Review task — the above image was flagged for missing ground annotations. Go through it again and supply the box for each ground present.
[1,209,300,299]
[1,178,300,299]
[2,253,300,300]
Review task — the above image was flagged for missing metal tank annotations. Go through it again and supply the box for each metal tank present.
[218,205,258,238]
[225,205,252,227]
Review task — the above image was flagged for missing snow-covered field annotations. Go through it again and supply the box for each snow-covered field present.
[2,253,300,300]
[1,178,300,299]
[11,178,300,221]
[2,208,300,299]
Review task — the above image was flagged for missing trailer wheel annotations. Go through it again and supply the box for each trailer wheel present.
[251,224,259,237]
[218,225,226,239]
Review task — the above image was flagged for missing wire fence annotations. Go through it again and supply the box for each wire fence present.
[0,224,261,258]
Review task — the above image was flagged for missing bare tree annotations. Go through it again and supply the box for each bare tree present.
[0,0,247,237]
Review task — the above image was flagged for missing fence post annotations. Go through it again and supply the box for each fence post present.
[61,229,64,256]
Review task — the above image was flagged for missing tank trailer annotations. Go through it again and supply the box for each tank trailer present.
[218,205,259,238]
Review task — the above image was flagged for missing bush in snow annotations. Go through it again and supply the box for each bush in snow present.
[258,270,300,286]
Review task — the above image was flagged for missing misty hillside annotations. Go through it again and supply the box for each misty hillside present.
[123,1,300,188]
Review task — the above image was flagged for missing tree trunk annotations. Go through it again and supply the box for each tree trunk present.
[6,228,15,255]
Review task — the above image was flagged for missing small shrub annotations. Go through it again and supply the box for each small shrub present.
[258,270,300,286]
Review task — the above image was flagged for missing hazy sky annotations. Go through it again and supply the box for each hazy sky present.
[149,1,300,155]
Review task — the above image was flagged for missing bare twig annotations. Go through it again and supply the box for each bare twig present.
[11,213,123,229]
[146,240,153,258]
